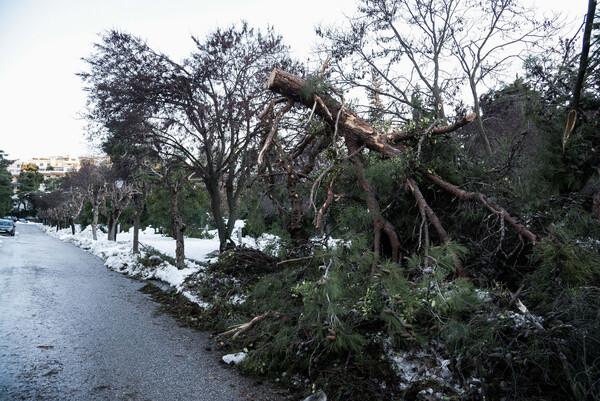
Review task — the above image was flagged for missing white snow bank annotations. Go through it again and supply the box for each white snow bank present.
[39,220,289,314]
[38,223,251,308]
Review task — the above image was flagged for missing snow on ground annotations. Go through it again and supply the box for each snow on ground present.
[38,222,267,308]
[36,221,315,311]
[222,352,247,365]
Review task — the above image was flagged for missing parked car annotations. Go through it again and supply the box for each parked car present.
[3,215,17,222]
[0,219,15,236]
[17,218,28,223]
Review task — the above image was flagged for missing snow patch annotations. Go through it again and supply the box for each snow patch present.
[385,339,458,393]
[303,391,327,401]
[222,352,246,365]
[39,221,264,310]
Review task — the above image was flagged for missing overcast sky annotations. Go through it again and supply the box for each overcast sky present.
[0,0,588,161]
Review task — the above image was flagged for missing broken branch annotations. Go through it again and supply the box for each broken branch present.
[258,98,294,167]
[218,311,281,339]
[423,171,537,243]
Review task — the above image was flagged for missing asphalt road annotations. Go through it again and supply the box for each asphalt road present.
[0,224,283,401]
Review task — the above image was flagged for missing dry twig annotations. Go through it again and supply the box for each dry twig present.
[218,311,281,339]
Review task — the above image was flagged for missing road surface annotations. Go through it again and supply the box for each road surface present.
[0,224,283,400]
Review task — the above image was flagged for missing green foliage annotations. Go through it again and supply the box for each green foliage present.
[0,151,14,216]
[407,242,468,280]
[17,163,44,193]
[220,246,400,397]
[364,155,409,202]
[144,181,211,238]
[42,177,62,192]
[523,36,600,196]
[240,190,287,239]
[525,206,600,309]
[299,75,330,102]
[431,206,600,400]
[82,16,600,401]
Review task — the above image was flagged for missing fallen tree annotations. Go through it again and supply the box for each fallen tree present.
[262,68,536,275]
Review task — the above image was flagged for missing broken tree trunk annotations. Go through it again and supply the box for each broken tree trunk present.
[267,68,476,157]
[266,68,535,272]
[267,68,406,157]
[267,68,406,267]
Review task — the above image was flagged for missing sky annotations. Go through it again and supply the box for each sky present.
[0,0,589,161]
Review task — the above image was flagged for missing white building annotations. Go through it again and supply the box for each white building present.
[8,156,83,181]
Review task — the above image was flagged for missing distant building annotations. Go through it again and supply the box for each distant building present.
[8,155,81,180]
[7,156,107,190]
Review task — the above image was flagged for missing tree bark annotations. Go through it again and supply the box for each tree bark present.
[132,188,146,254]
[91,202,99,241]
[170,191,185,270]
[258,98,310,241]
[564,0,597,152]
[267,69,476,158]
[571,0,597,112]
[205,176,230,252]
[346,138,401,268]
[107,214,115,241]
[469,76,493,156]
[133,210,141,254]
[110,211,121,241]
[423,171,536,243]
[267,68,404,158]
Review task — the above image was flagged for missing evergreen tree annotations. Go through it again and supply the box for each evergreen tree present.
[0,151,14,216]
[16,163,44,213]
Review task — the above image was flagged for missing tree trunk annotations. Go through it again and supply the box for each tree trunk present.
[107,214,114,241]
[107,212,120,241]
[175,224,185,270]
[564,0,597,152]
[571,0,597,112]
[206,177,230,251]
[287,182,308,241]
[133,210,141,254]
[432,84,445,120]
[346,137,401,268]
[91,204,99,241]
[266,69,474,158]
[469,76,493,156]
[225,161,238,246]
[170,191,185,269]
[131,188,146,254]
[69,217,75,235]
[267,69,405,158]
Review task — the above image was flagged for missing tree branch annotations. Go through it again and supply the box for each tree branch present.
[423,171,537,243]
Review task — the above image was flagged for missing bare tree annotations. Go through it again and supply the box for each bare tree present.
[146,159,189,269]
[318,0,555,156]
[99,180,132,241]
[257,97,333,243]
[450,0,553,155]
[80,24,296,251]
[60,160,106,237]
[317,0,461,122]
